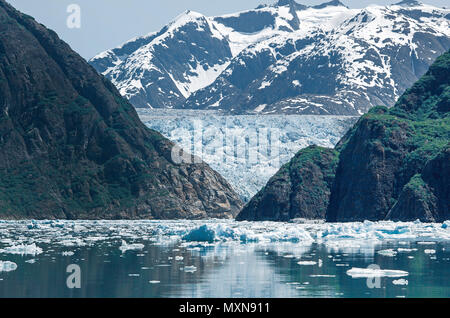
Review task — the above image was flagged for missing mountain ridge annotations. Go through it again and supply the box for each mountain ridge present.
[90,1,450,115]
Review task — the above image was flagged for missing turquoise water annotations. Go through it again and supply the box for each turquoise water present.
[0,220,449,298]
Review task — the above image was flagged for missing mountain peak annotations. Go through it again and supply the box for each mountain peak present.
[393,0,423,7]
[275,0,308,10]
[312,0,349,9]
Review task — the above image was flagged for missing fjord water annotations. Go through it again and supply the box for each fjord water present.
[0,220,449,298]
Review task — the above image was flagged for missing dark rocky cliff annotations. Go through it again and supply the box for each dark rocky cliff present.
[0,1,242,219]
[238,50,449,222]
[236,146,339,221]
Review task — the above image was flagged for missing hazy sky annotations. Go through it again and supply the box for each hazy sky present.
[6,0,448,60]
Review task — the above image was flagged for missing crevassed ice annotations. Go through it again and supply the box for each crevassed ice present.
[138,110,358,201]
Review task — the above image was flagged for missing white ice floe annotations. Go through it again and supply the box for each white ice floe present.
[0,243,43,256]
[149,280,161,284]
[392,279,408,286]
[346,268,408,278]
[0,260,17,272]
[297,261,317,266]
[182,265,197,273]
[62,251,74,256]
[119,240,145,253]
[424,249,436,254]
[377,249,397,257]
[397,248,417,253]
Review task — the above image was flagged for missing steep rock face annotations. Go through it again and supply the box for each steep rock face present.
[387,145,449,222]
[327,50,449,222]
[0,1,242,219]
[236,146,338,221]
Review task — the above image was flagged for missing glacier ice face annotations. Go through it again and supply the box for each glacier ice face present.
[139,109,357,201]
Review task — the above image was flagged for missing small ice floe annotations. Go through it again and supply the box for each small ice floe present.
[392,279,408,286]
[25,259,36,264]
[149,281,160,284]
[297,261,317,266]
[397,248,418,253]
[0,243,43,256]
[0,260,17,272]
[62,251,74,256]
[346,268,408,278]
[318,259,323,268]
[417,242,436,245]
[182,265,197,273]
[377,249,397,257]
[310,274,336,278]
[283,254,295,258]
[424,249,436,254]
[175,256,184,261]
[408,256,414,259]
[128,274,140,277]
[119,240,144,253]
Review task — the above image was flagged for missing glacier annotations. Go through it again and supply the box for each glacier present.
[138,109,358,201]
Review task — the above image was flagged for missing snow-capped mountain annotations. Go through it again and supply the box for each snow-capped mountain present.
[90,0,450,115]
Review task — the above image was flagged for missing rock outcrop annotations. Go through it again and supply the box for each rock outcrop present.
[236,146,338,221]
[0,1,243,219]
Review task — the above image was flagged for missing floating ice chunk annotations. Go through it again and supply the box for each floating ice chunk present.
[175,256,184,261]
[0,260,17,272]
[183,265,197,273]
[119,240,144,253]
[377,249,397,257]
[392,279,408,286]
[346,268,408,278]
[25,259,36,264]
[149,280,161,284]
[128,274,140,277]
[310,274,335,278]
[297,261,317,266]
[397,248,417,253]
[62,251,74,256]
[0,243,43,256]
[424,249,436,254]
[182,225,216,242]
[417,242,436,245]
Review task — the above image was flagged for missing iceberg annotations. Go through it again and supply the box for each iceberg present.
[119,240,145,253]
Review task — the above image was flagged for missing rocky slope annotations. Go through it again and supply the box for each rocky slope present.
[0,0,242,219]
[238,50,449,222]
[90,0,450,115]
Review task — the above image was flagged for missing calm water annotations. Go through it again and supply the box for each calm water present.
[0,220,449,298]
